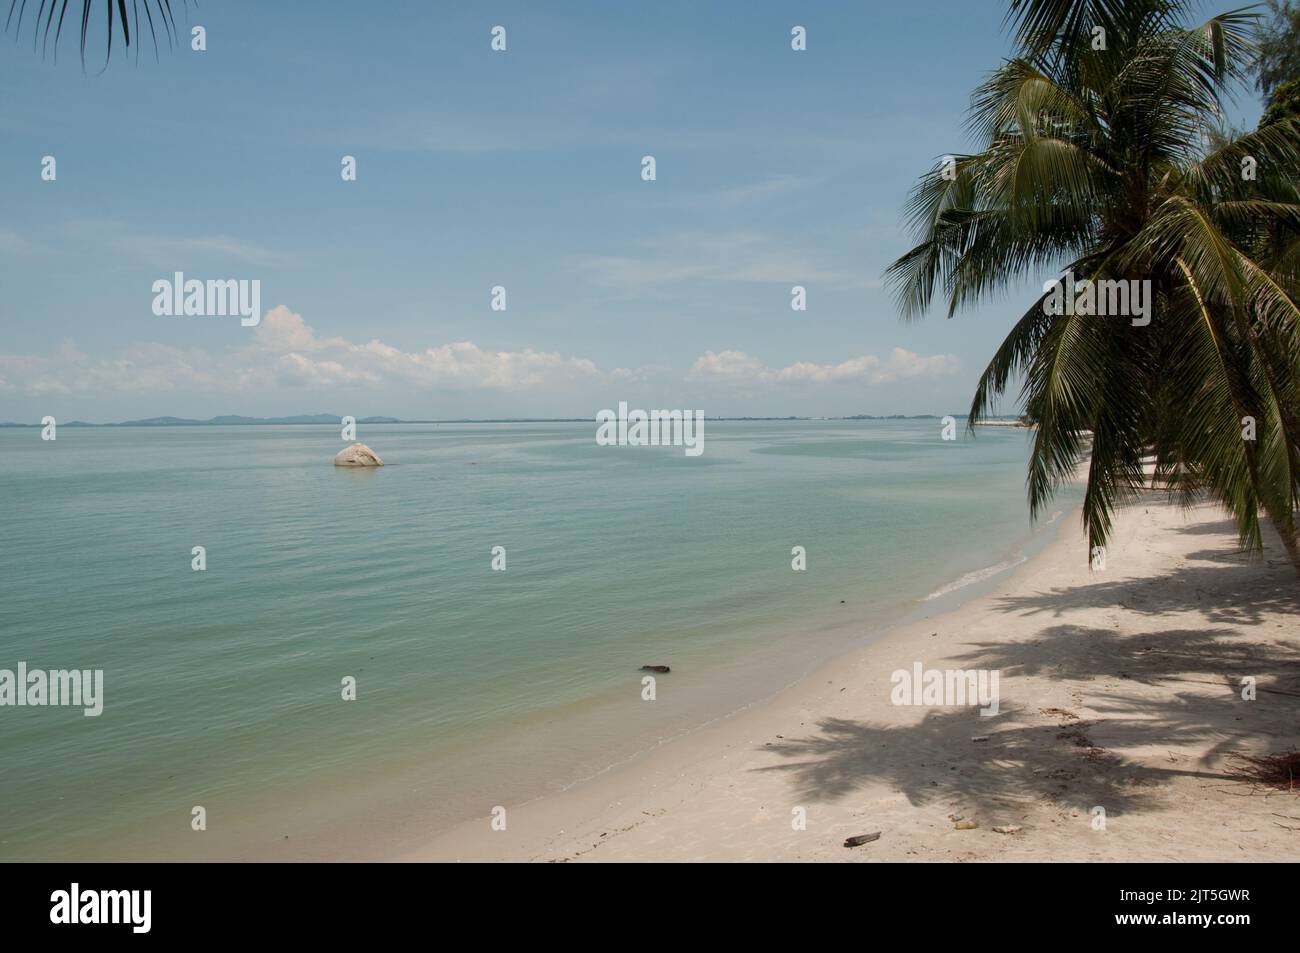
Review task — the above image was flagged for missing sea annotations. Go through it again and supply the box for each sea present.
[0,419,1076,859]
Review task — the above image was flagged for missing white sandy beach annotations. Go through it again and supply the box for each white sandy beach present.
[403,490,1300,862]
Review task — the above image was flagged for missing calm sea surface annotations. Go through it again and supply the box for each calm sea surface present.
[0,420,1073,859]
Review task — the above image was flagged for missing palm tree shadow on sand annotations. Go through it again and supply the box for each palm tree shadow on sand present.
[754,528,1300,821]
[986,519,1300,628]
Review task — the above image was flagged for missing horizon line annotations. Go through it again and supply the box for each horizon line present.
[0,412,1010,428]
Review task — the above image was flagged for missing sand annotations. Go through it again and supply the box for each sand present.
[402,490,1300,862]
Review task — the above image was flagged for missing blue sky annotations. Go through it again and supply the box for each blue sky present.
[0,0,1265,421]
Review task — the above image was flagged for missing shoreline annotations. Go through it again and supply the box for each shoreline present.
[401,491,1300,862]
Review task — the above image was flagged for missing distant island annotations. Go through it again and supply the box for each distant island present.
[0,413,990,428]
[0,414,405,428]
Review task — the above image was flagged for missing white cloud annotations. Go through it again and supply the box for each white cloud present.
[253,307,602,390]
[108,229,289,268]
[0,306,604,397]
[0,307,955,408]
[685,349,769,382]
[0,341,240,396]
[687,347,959,387]
[575,229,881,292]
[711,175,819,208]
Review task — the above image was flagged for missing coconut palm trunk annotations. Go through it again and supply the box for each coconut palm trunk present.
[1270,509,1300,576]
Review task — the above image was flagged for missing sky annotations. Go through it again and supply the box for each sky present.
[0,0,1267,422]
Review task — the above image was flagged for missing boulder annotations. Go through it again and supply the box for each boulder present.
[334,443,384,467]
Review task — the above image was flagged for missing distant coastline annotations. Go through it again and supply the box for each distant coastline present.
[0,412,1017,428]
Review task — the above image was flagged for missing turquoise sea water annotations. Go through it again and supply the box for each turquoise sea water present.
[0,420,1072,860]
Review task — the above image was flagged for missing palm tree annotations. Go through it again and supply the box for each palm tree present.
[4,0,188,69]
[886,0,1300,574]
[1255,0,1300,102]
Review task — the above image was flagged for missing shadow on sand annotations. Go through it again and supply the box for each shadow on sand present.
[755,515,1299,821]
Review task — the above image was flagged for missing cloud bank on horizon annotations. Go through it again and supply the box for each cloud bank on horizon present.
[0,306,960,420]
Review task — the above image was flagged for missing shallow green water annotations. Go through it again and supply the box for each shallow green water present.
[0,419,1069,859]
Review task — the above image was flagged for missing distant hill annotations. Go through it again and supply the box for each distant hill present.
[0,415,404,427]
[841,414,941,420]
[122,414,405,426]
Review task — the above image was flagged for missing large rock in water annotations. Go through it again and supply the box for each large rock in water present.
[334,443,384,467]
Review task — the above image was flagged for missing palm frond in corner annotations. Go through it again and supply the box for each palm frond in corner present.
[4,0,191,69]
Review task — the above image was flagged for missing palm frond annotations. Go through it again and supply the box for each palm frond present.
[4,0,187,68]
